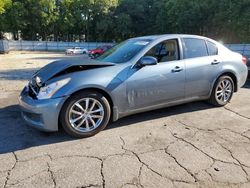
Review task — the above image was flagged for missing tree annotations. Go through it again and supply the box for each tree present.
[0,0,250,43]
[20,0,58,40]
[0,0,11,39]
[0,0,11,14]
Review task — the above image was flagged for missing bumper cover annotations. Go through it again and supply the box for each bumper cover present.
[19,87,68,132]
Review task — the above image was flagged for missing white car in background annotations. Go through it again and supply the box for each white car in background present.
[65,47,88,55]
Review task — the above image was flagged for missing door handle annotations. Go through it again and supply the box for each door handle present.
[211,60,220,65]
[172,66,183,73]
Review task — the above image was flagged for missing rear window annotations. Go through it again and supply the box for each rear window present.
[207,41,218,56]
[183,38,208,59]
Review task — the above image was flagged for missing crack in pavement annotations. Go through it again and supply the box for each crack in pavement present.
[204,160,216,181]
[169,130,247,169]
[4,154,54,187]
[224,106,250,120]
[119,136,194,186]
[51,155,106,188]
[7,170,48,187]
[119,136,147,187]
[100,160,105,188]
[204,159,249,186]
[175,119,250,143]
[222,128,250,142]
[137,164,144,188]
[242,129,250,135]
[175,119,214,132]
[214,140,250,181]
[47,162,56,188]
[164,148,197,182]
[3,152,17,188]
[79,184,101,188]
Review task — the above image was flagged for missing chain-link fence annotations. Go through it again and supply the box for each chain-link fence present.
[0,40,114,52]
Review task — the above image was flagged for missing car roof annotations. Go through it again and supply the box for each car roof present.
[131,34,209,41]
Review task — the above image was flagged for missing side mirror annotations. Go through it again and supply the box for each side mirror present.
[138,56,158,67]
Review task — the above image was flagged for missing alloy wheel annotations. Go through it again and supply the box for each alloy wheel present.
[215,79,233,103]
[69,98,104,132]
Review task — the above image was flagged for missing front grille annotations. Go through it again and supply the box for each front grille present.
[28,84,37,99]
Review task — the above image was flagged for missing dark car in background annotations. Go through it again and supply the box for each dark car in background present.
[226,44,250,77]
[88,45,112,58]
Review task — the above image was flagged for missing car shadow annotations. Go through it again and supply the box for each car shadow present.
[0,101,213,154]
[243,79,250,88]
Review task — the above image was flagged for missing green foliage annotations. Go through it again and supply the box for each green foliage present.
[0,0,249,43]
[0,0,11,14]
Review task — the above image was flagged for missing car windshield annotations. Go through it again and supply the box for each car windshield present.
[96,39,152,64]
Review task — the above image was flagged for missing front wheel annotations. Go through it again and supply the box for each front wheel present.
[60,91,111,138]
[208,76,234,106]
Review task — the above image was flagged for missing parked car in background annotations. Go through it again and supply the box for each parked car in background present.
[88,45,112,58]
[65,47,88,55]
[226,44,250,78]
[19,34,248,138]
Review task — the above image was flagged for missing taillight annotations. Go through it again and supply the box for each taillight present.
[242,56,247,64]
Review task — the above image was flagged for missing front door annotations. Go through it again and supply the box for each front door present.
[126,39,185,110]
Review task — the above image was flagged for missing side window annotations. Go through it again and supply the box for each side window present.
[183,38,208,59]
[144,39,179,63]
[207,41,218,56]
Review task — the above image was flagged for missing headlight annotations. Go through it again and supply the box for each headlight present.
[35,76,42,87]
[37,78,71,100]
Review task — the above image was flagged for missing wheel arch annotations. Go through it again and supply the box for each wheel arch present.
[58,87,115,130]
[214,71,238,92]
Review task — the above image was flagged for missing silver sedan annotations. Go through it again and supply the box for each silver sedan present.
[19,34,248,138]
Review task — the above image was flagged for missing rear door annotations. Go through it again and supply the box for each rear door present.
[183,38,221,99]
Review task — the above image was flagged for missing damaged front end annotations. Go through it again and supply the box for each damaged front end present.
[27,59,115,100]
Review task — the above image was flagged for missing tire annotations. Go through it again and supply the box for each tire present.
[208,75,234,106]
[94,53,100,58]
[60,91,111,138]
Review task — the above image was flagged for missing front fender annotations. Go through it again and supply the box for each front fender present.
[51,70,127,117]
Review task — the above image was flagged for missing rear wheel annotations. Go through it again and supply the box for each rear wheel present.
[208,76,234,106]
[60,91,111,138]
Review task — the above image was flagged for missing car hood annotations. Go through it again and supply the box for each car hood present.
[33,58,115,84]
